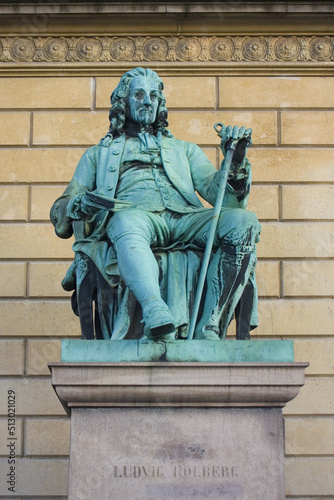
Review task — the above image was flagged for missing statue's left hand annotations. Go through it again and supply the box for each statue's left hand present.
[80,193,102,216]
[219,124,252,157]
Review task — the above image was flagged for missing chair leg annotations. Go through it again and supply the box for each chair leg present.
[77,270,96,340]
[235,281,254,340]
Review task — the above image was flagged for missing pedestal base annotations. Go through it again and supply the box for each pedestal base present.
[49,341,307,500]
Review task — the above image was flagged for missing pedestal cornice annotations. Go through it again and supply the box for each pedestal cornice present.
[49,362,308,413]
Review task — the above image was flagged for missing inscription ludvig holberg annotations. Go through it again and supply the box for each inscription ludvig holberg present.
[112,464,238,479]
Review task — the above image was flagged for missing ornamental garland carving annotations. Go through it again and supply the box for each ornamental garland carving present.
[0,35,333,63]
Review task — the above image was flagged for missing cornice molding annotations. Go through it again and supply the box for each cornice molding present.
[1,35,333,65]
[1,35,333,76]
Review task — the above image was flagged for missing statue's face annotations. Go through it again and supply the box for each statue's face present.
[126,76,159,126]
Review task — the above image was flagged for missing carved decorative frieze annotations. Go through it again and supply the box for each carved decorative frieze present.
[0,35,333,63]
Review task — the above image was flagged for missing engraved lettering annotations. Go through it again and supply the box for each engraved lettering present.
[114,466,122,477]
[157,466,164,478]
[222,466,230,477]
[212,465,220,477]
[203,466,211,477]
[114,464,239,479]
[133,466,141,478]
[112,465,165,479]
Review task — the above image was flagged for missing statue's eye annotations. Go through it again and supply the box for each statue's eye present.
[135,91,144,100]
[150,92,158,101]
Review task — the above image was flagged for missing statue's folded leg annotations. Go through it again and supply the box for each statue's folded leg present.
[107,209,176,340]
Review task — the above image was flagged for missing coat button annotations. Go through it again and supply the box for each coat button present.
[108,165,117,171]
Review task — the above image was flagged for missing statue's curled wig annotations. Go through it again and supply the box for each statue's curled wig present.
[101,67,172,145]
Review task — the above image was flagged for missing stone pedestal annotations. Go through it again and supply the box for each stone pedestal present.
[49,340,307,500]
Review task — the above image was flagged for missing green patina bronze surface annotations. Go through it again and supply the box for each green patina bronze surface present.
[61,339,294,363]
[50,67,261,342]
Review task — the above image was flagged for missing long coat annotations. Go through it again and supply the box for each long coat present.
[51,134,252,240]
[50,134,257,336]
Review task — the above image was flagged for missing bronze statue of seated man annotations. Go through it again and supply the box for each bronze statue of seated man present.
[50,67,261,341]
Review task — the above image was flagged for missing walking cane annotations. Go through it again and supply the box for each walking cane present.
[187,123,251,340]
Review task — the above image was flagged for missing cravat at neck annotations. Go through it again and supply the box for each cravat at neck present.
[123,119,154,137]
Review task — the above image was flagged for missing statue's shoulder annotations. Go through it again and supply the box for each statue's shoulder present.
[75,144,102,172]
[84,140,121,160]
[83,143,102,159]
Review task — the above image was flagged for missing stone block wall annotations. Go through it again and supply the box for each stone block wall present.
[0,2,333,497]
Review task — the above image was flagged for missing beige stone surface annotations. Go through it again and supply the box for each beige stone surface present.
[256,299,334,336]
[294,339,334,375]
[248,148,334,182]
[258,222,334,258]
[0,418,22,456]
[247,185,279,220]
[0,301,80,337]
[0,223,74,259]
[164,76,216,109]
[29,261,72,297]
[282,185,334,220]
[27,339,62,375]
[1,148,85,183]
[281,111,334,145]
[96,76,216,109]
[283,261,334,296]
[256,261,280,297]
[0,112,30,145]
[285,457,334,496]
[285,417,334,455]
[95,76,123,108]
[0,458,69,495]
[0,340,24,375]
[25,418,70,456]
[220,76,334,108]
[284,378,334,415]
[30,185,66,221]
[33,111,107,146]
[168,111,277,145]
[0,378,66,416]
[0,77,92,109]
[0,186,29,221]
[0,262,26,297]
